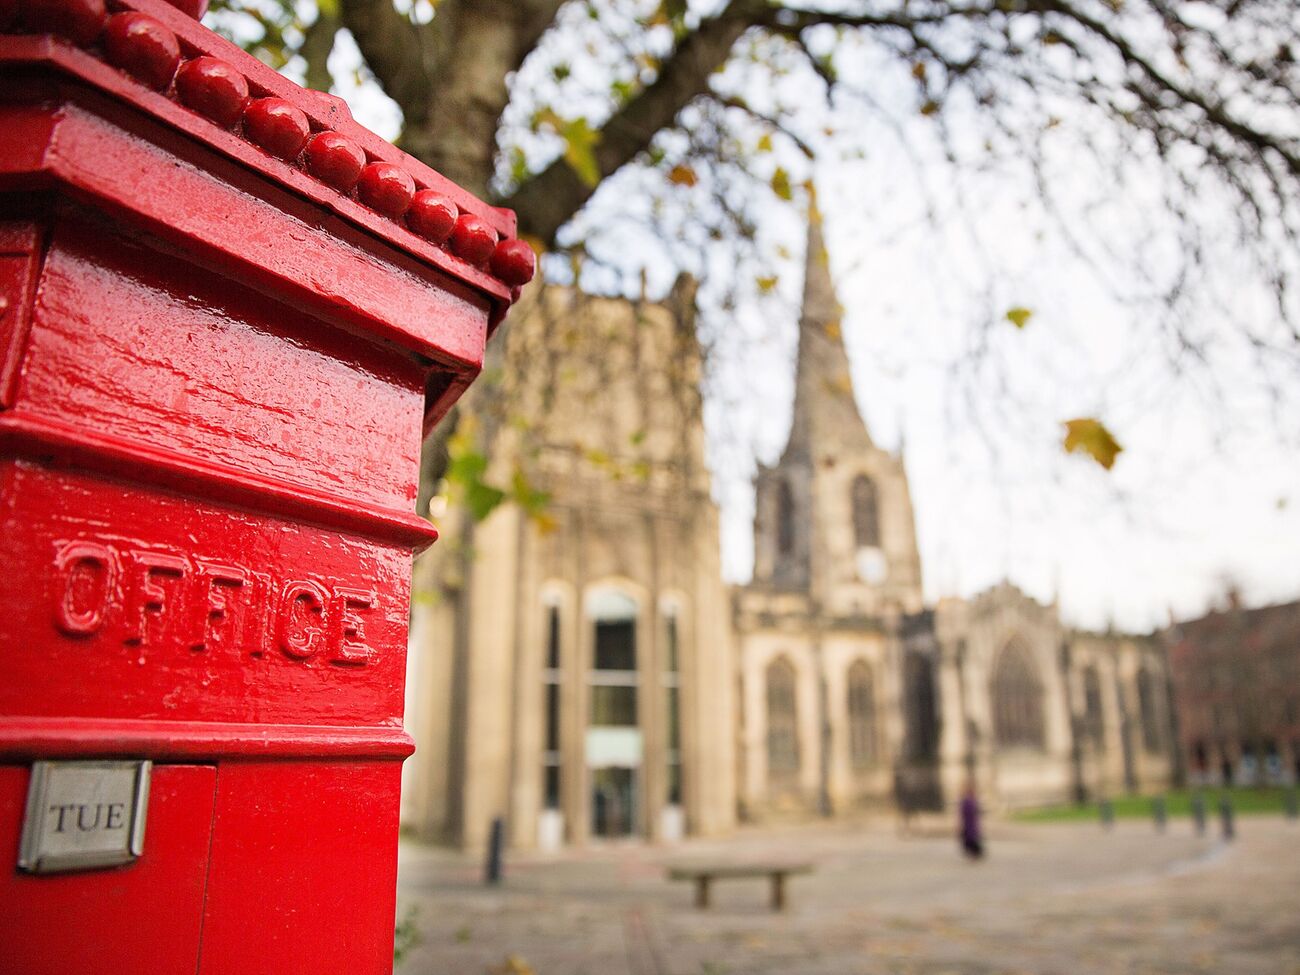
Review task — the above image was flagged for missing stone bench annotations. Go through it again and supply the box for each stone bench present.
[667,863,814,911]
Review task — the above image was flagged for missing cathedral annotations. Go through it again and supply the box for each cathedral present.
[401,209,1176,850]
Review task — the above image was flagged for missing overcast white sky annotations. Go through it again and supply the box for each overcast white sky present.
[712,176,1300,633]
[307,14,1300,635]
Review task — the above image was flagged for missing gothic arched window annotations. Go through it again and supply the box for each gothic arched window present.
[851,475,880,548]
[541,598,563,810]
[766,657,800,779]
[1136,668,1162,753]
[663,605,683,805]
[992,639,1046,750]
[776,481,796,556]
[1083,666,1104,746]
[904,652,940,761]
[846,660,877,769]
[589,588,638,727]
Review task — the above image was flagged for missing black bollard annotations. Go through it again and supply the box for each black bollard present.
[1152,795,1167,833]
[1218,795,1235,841]
[1100,798,1115,830]
[1285,786,1299,821]
[1191,792,1207,836]
[485,816,504,885]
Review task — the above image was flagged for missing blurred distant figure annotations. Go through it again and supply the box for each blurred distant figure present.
[959,782,984,860]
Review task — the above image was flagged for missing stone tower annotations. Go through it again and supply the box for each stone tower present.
[736,204,924,818]
[751,206,924,617]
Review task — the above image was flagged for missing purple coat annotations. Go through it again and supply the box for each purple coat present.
[960,794,981,842]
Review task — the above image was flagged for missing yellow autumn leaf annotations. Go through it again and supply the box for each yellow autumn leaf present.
[559,117,601,188]
[1006,306,1033,328]
[667,164,698,186]
[824,320,842,339]
[756,133,773,152]
[770,167,793,200]
[756,275,778,294]
[1062,418,1123,470]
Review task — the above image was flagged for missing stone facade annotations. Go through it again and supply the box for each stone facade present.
[403,209,1178,850]
[402,278,736,850]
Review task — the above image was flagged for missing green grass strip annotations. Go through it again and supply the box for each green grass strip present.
[1012,785,1297,822]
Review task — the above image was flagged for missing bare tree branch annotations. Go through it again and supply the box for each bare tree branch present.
[502,0,764,241]
[501,1,1023,240]
[710,94,815,158]
[1038,0,1300,177]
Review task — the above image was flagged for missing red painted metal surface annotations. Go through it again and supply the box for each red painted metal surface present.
[197,762,403,975]
[0,0,529,968]
[0,764,217,973]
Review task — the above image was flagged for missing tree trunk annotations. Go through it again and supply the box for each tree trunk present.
[402,6,516,199]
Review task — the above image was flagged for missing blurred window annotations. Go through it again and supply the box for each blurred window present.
[663,608,683,805]
[1136,668,1162,753]
[777,481,796,556]
[591,684,638,726]
[992,639,1045,750]
[766,657,800,778]
[542,602,562,810]
[588,588,638,729]
[1083,666,1104,745]
[904,652,940,761]
[847,659,877,769]
[851,475,880,548]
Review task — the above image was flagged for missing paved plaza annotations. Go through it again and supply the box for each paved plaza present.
[395,817,1300,975]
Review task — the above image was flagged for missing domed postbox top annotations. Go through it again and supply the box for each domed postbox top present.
[0,0,536,331]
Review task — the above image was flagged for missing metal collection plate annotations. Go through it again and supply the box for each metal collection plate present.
[18,760,151,874]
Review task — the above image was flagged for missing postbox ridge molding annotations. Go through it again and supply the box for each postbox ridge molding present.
[2,0,537,292]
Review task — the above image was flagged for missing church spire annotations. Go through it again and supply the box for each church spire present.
[783,195,872,462]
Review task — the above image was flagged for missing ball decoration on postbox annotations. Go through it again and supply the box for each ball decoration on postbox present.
[0,0,533,972]
[103,12,180,90]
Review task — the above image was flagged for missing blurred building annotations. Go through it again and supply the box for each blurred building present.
[734,213,1176,819]
[1164,597,1300,785]
[402,277,736,850]
[402,209,1179,850]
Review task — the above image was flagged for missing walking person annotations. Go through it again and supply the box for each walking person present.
[959,780,984,860]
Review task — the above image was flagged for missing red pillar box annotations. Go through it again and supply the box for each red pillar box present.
[0,1,533,970]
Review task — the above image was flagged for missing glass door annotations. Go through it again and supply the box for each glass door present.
[590,766,637,838]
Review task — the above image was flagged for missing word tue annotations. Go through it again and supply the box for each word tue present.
[48,802,127,834]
